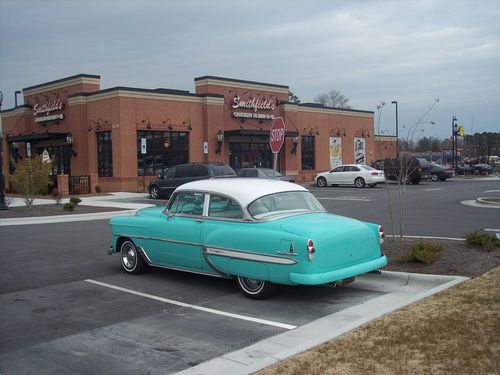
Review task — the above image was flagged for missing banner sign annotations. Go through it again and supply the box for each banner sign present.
[354,137,366,164]
[329,137,342,169]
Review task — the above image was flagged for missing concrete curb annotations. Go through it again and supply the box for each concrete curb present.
[175,271,468,375]
[0,210,143,226]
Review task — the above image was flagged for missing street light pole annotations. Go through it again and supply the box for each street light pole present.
[391,101,399,157]
[0,90,8,210]
[452,116,458,169]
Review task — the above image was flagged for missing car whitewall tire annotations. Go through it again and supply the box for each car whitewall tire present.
[120,240,146,274]
[236,276,275,299]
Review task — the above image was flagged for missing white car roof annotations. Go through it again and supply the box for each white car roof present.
[176,178,307,207]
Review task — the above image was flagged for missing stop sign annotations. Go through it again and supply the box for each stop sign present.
[269,117,286,154]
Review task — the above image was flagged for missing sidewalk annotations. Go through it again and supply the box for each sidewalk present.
[0,192,155,226]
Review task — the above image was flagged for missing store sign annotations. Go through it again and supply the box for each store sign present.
[232,96,275,112]
[233,112,275,120]
[231,95,276,121]
[33,98,65,123]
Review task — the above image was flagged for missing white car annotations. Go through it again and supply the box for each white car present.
[314,164,385,188]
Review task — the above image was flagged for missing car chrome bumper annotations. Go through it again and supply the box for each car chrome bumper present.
[289,255,387,285]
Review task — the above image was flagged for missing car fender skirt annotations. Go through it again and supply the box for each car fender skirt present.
[289,255,387,285]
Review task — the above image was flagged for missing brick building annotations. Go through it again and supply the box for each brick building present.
[1,74,396,194]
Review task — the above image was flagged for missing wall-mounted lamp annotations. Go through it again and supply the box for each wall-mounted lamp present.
[162,118,173,130]
[291,136,299,154]
[88,118,108,132]
[331,127,347,137]
[303,127,319,136]
[141,116,152,129]
[215,130,224,155]
[66,132,77,157]
[356,129,370,138]
[183,119,193,131]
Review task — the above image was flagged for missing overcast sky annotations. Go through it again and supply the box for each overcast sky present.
[1,0,499,140]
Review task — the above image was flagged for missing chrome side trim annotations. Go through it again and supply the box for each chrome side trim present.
[136,246,224,278]
[205,246,298,265]
[202,250,232,278]
[115,233,202,247]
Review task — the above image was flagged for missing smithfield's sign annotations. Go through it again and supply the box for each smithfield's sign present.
[33,98,65,123]
[232,96,275,112]
[231,95,276,120]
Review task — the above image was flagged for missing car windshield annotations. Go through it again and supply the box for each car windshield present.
[360,165,376,171]
[261,169,283,177]
[248,191,326,219]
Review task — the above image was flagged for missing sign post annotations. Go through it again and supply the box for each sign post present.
[269,117,286,173]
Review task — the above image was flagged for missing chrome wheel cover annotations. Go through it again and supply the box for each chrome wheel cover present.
[238,277,265,294]
[121,242,137,271]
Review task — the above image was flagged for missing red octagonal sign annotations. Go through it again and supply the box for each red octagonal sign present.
[269,117,286,154]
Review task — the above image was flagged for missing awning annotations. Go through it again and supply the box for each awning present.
[224,129,299,137]
[6,132,69,142]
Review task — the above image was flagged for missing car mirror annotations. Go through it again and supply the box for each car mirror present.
[164,208,173,220]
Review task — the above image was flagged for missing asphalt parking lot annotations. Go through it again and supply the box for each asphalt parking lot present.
[0,177,498,374]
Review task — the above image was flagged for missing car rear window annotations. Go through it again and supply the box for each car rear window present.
[248,191,325,220]
[210,164,236,177]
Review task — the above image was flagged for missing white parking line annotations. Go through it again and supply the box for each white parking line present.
[425,188,442,191]
[85,279,297,330]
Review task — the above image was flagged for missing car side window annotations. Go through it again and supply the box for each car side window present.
[332,167,344,173]
[175,165,190,178]
[164,167,176,178]
[168,192,205,216]
[191,165,209,177]
[208,195,244,220]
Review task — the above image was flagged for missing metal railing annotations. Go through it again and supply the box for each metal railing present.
[69,175,90,195]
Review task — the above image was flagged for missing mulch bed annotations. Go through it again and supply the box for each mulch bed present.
[0,205,127,218]
[383,238,500,277]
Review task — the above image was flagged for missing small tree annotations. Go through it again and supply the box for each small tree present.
[10,156,53,207]
[314,89,351,109]
[288,90,301,104]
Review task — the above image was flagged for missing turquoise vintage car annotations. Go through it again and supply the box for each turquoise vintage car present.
[109,179,387,299]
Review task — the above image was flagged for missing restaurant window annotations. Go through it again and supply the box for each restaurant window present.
[137,131,188,176]
[97,132,113,177]
[301,135,315,170]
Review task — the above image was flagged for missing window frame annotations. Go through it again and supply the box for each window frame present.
[97,131,113,177]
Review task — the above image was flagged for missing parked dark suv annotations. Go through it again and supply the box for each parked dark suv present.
[372,157,431,185]
[148,162,236,199]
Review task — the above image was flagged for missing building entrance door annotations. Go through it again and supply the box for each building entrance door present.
[229,142,279,172]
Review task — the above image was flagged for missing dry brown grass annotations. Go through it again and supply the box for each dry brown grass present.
[256,267,500,375]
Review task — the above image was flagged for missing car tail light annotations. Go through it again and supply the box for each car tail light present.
[307,239,315,261]
[371,172,378,176]
[378,226,385,245]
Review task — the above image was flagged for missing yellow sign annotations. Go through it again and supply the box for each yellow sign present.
[458,126,464,137]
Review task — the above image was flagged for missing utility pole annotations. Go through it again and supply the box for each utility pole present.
[0,90,8,210]
[451,116,458,169]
